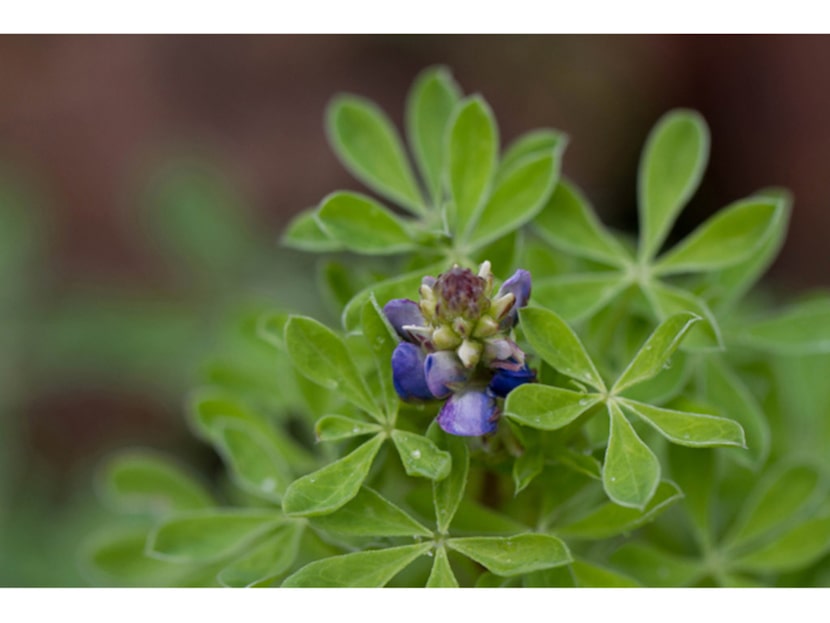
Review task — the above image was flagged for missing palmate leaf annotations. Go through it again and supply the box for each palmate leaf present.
[361,296,399,419]
[212,419,293,502]
[426,546,459,587]
[603,402,661,509]
[217,522,304,588]
[327,95,425,215]
[609,542,702,587]
[98,450,213,515]
[465,149,560,250]
[519,307,605,391]
[391,430,452,480]
[738,295,830,355]
[722,463,825,553]
[612,312,700,394]
[431,431,470,534]
[281,209,343,253]
[731,515,830,573]
[284,315,380,420]
[448,96,498,237]
[314,415,382,442]
[532,273,626,323]
[497,129,567,180]
[282,434,384,517]
[654,196,784,275]
[310,487,432,538]
[534,178,630,266]
[504,384,601,431]
[406,65,462,208]
[447,534,571,577]
[620,399,746,449]
[638,109,710,261]
[559,480,683,539]
[282,543,432,587]
[315,192,416,255]
[147,509,285,564]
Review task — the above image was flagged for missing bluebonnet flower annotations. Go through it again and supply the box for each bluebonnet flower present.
[383,262,535,437]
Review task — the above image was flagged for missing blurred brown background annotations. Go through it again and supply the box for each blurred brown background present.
[1,35,829,584]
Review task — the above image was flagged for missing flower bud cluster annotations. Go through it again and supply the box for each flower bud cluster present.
[383,262,535,436]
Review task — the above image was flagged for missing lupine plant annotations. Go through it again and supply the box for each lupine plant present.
[84,67,830,588]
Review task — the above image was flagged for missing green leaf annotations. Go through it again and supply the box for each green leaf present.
[620,399,746,449]
[81,527,198,587]
[426,546,459,587]
[327,95,424,215]
[559,480,683,539]
[98,450,213,514]
[391,430,452,480]
[406,66,462,208]
[282,434,384,517]
[256,310,289,350]
[447,534,571,577]
[732,515,830,573]
[532,273,626,323]
[519,307,606,392]
[466,150,559,249]
[609,542,701,587]
[723,464,824,552]
[612,312,700,394]
[654,197,783,275]
[700,189,791,310]
[187,391,316,472]
[557,449,602,480]
[504,384,601,431]
[284,315,379,419]
[281,209,342,252]
[557,480,683,540]
[603,402,661,509]
[534,179,630,266]
[433,432,470,533]
[147,509,284,563]
[212,419,293,501]
[361,296,399,419]
[638,109,710,260]
[645,281,723,350]
[497,129,567,179]
[739,296,830,355]
[668,445,715,544]
[217,522,304,587]
[315,415,382,442]
[448,96,498,236]
[316,192,415,255]
[311,487,432,538]
[282,543,432,587]
[512,441,544,495]
[702,357,769,467]
[571,560,640,587]
[341,261,445,333]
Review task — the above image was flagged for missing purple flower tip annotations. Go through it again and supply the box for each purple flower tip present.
[488,364,536,398]
[425,351,470,399]
[497,269,532,328]
[436,389,499,437]
[391,342,433,401]
[383,299,426,341]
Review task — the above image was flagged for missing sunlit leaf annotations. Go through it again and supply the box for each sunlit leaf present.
[282,543,432,587]
[447,534,571,576]
[602,402,661,509]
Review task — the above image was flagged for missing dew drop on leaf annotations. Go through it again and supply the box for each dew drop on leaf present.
[411,450,422,459]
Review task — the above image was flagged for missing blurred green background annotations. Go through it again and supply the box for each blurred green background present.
[1,35,830,586]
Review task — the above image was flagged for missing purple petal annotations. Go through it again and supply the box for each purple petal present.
[425,351,470,399]
[489,364,536,398]
[383,299,426,341]
[436,389,499,436]
[391,342,433,401]
[497,269,532,328]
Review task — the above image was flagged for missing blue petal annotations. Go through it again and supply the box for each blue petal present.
[383,298,426,341]
[497,269,532,328]
[391,342,433,401]
[489,364,536,398]
[425,351,469,399]
[436,389,499,436]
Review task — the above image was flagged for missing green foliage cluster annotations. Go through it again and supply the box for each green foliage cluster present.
[86,67,830,587]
